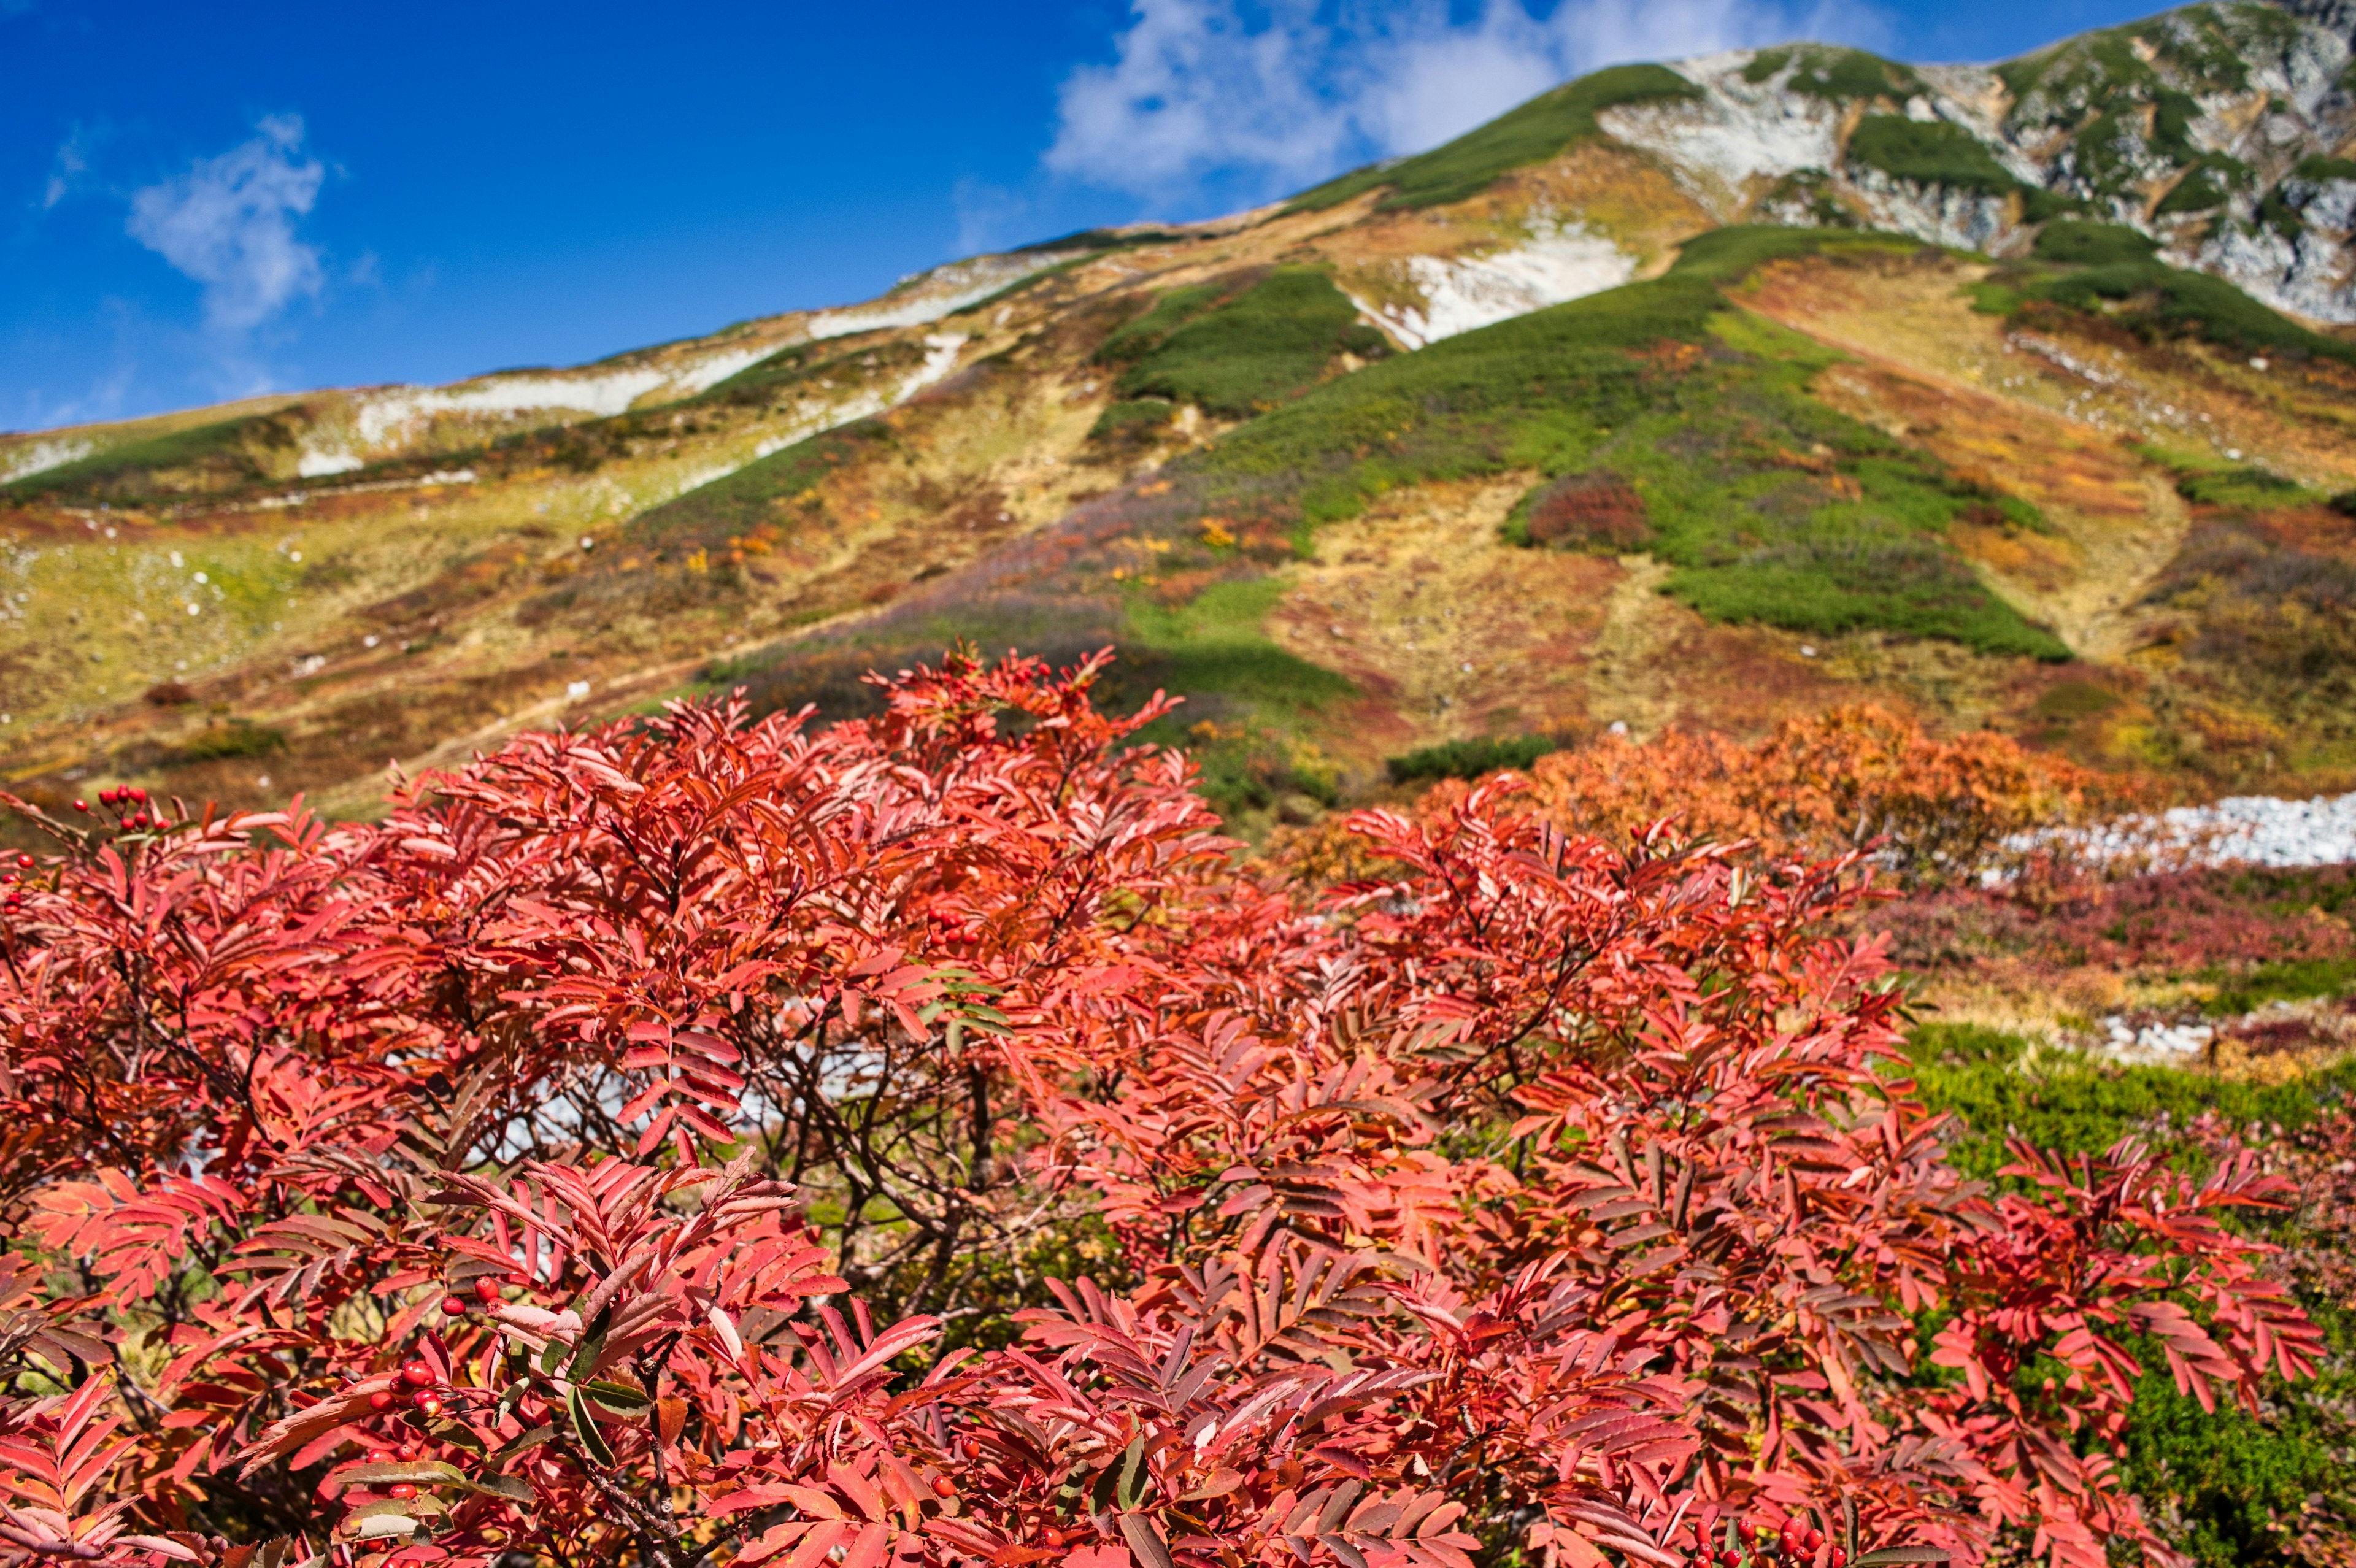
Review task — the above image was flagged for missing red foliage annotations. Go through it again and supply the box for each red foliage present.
[0,651,2319,1568]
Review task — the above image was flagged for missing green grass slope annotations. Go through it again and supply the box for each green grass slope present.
[1284,63,1701,212]
[1168,230,2068,657]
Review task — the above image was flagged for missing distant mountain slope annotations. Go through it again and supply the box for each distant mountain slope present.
[4,0,2354,835]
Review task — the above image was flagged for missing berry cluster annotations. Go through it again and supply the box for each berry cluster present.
[1696,1518,1844,1568]
[76,785,161,833]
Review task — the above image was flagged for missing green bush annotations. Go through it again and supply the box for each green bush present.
[1101,269,1387,418]
[1284,64,1701,212]
[2031,220,2157,266]
[1788,47,1926,101]
[1901,1023,2356,1179]
[1088,398,1178,443]
[1846,115,2020,198]
[163,721,289,766]
[2293,155,2356,183]
[3,415,271,500]
[2028,259,2356,365]
[1387,733,1565,783]
[2175,464,2310,509]
[2201,957,2356,1016]
[623,419,893,554]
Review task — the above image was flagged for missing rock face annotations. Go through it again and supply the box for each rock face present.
[1600,11,2356,323]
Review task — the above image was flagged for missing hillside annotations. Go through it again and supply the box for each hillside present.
[5,0,2356,831]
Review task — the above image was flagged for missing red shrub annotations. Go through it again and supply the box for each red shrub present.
[0,653,2316,1568]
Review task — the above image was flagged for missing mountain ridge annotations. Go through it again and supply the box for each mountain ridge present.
[4,0,2354,832]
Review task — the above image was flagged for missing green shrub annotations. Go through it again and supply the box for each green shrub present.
[2154,153,2252,216]
[623,419,893,554]
[1284,64,1701,212]
[1666,225,1920,282]
[1845,115,2020,197]
[1901,1022,2356,1179]
[2031,220,2157,266]
[2175,464,2309,508]
[2201,957,2356,1016]
[1101,269,1387,418]
[3,415,271,500]
[163,721,289,767]
[2293,155,2356,183]
[2028,259,2356,364]
[1788,47,1925,101]
[1088,399,1178,444]
[1387,733,1564,783]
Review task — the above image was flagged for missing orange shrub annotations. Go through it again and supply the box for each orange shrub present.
[1459,705,2141,888]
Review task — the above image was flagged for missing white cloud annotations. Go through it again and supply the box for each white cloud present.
[126,114,326,334]
[43,127,94,210]
[1045,0,1890,201]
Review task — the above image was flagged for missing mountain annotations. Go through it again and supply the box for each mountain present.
[5,0,2355,829]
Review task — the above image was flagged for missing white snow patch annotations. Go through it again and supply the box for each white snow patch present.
[1,437,95,484]
[2105,792,2356,870]
[1601,64,1844,215]
[297,449,364,478]
[806,252,1072,340]
[352,366,676,448]
[666,345,776,396]
[2100,1016,2214,1060]
[627,334,969,513]
[1363,224,1638,349]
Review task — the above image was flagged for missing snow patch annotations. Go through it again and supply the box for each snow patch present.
[806,252,1072,340]
[631,334,969,513]
[1361,224,1637,349]
[666,345,775,395]
[351,366,676,448]
[1601,61,1844,216]
[1,437,94,484]
[297,448,363,478]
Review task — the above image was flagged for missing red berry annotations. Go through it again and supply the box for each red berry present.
[1042,1530,1066,1548]
[73,799,87,812]
[402,1361,434,1386]
[388,1483,418,1499]
[932,1476,955,1498]
[414,1392,442,1415]
[442,1296,466,1315]
[474,1277,503,1303]
[1806,1532,1825,1555]
[1830,1553,1845,1568]
[366,1448,393,1463]
[129,788,147,804]
[369,1391,395,1410]
[12,855,28,869]
[1720,1553,1741,1566]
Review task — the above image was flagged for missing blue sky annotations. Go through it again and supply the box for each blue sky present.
[4,0,2183,432]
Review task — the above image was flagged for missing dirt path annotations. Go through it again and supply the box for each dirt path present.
[1584,555,1682,737]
